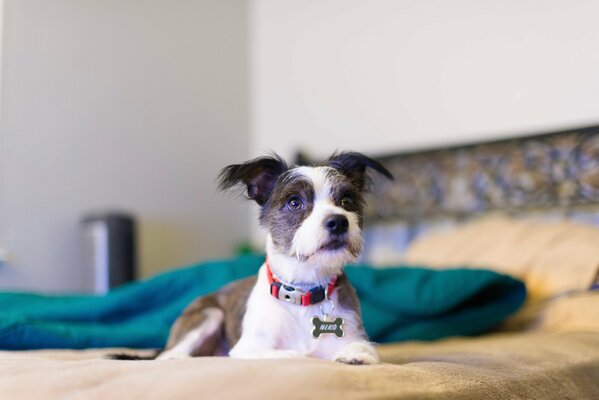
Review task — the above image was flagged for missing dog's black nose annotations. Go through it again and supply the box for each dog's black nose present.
[324,215,349,235]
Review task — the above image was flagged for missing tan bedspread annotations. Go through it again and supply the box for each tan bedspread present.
[2,330,599,400]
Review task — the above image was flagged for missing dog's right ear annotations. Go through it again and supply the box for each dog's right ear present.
[218,155,288,206]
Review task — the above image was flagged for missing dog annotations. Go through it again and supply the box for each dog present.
[154,152,392,364]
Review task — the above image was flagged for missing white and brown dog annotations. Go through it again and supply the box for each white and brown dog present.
[156,152,392,365]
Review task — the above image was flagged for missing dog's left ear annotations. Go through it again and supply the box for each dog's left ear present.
[328,152,393,192]
[218,155,288,206]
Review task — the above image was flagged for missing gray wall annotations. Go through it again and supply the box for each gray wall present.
[0,0,249,292]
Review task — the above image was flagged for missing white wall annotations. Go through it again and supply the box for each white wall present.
[251,0,599,160]
[0,0,249,292]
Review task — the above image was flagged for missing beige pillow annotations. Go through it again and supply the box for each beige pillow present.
[403,215,599,301]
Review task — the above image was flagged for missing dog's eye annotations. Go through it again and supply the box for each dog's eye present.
[286,196,303,211]
[340,196,354,208]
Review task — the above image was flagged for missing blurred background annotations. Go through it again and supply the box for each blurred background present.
[1,0,598,293]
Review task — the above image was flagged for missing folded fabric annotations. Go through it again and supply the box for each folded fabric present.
[0,255,525,350]
[403,215,599,301]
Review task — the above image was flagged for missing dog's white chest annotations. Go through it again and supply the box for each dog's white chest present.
[229,266,361,359]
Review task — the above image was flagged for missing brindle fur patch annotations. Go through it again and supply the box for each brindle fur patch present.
[217,276,257,347]
[259,172,315,254]
[165,276,256,355]
[325,168,366,228]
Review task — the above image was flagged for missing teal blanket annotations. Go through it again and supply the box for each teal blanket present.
[0,255,525,350]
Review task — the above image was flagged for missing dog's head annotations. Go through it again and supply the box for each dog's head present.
[219,152,392,281]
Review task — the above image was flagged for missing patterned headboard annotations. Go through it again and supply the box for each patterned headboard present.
[298,124,599,264]
[366,124,599,223]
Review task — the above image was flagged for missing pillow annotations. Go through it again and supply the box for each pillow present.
[403,215,599,301]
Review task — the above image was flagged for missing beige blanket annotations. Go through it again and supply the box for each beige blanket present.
[1,331,599,400]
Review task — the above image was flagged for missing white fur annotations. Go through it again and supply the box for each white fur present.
[228,265,378,364]
[333,341,380,365]
[266,235,343,288]
[158,308,223,360]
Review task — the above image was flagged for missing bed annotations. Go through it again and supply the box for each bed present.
[3,125,599,399]
[2,329,599,399]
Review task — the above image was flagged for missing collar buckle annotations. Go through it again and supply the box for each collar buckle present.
[266,258,338,307]
[276,284,305,305]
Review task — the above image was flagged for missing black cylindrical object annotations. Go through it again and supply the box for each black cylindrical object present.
[81,213,136,294]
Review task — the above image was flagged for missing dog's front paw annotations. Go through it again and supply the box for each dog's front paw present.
[333,342,379,365]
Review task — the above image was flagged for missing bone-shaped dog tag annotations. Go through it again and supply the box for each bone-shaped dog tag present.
[312,317,344,338]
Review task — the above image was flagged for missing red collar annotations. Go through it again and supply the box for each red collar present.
[266,258,338,306]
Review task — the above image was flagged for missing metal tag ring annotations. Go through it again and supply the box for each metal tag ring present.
[320,298,335,321]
